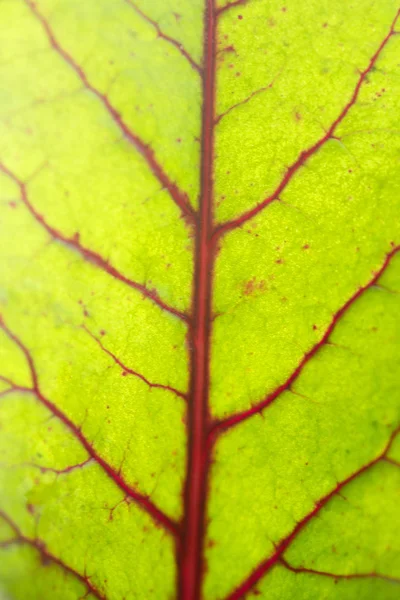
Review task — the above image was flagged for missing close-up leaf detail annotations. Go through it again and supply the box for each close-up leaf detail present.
[0,0,400,599]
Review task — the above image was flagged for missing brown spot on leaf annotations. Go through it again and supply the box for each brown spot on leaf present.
[243,277,266,296]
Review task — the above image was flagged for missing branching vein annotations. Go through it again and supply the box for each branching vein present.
[210,244,400,439]
[0,510,107,600]
[83,325,188,400]
[124,0,202,74]
[279,556,400,584]
[0,315,179,536]
[225,424,400,599]
[213,8,400,240]
[0,162,188,322]
[24,0,196,223]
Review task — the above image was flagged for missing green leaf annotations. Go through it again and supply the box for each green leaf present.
[0,1,399,599]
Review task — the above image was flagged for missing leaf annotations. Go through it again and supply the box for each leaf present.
[0,1,399,599]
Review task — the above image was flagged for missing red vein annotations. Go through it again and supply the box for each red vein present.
[83,325,187,401]
[215,84,274,125]
[0,375,28,400]
[384,456,400,468]
[0,510,106,600]
[25,458,92,475]
[24,0,195,223]
[225,425,400,599]
[0,314,39,389]
[213,8,400,240]
[179,1,217,598]
[0,388,16,400]
[216,0,249,16]
[279,557,400,584]
[0,375,13,386]
[210,244,400,438]
[0,162,188,322]
[125,0,202,74]
[0,316,179,536]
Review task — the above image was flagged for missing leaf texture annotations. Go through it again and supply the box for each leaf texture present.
[0,1,400,599]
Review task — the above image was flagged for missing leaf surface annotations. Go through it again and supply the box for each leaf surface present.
[0,1,399,599]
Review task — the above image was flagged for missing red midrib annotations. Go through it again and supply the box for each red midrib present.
[179,1,216,598]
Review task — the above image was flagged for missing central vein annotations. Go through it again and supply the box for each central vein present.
[179,1,217,598]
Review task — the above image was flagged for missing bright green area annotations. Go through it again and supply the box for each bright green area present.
[212,0,400,418]
[0,0,197,596]
[0,545,96,600]
[0,0,399,599]
[254,562,400,600]
[252,465,400,599]
[206,262,400,597]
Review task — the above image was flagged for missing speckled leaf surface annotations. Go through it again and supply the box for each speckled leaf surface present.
[0,1,399,599]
